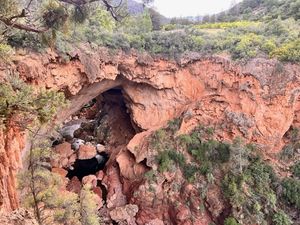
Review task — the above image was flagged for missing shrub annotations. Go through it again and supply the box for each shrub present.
[156,149,187,173]
[188,139,230,170]
[167,118,181,133]
[162,24,178,31]
[0,75,66,126]
[0,0,18,18]
[292,162,300,178]
[0,43,13,60]
[262,39,277,54]
[231,33,263,59]
[194,21,260,29]
[222,158,278,225]
[7,31,45,51]
[168,150,186,168]
[224,217,240,225]
[80,184,101,225]
[222,173,246,207]
[272,211,292,225]
[178,134,194,145]
[280,143,299,161]
[183,164,199,182]
[281,178,300,209]
[271,40,300,62]
[156,150,173,172]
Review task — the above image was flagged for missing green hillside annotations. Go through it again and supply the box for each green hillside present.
[0,0,299,63]
[221,0,300,22]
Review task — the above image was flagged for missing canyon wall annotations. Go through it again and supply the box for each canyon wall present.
[0,47,299,223]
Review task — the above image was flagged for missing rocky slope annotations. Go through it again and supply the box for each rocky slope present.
[0,46,299,224]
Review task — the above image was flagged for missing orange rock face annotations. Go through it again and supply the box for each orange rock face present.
[10,49,297,155]
[1,48,300,224]
[0,119,25,212]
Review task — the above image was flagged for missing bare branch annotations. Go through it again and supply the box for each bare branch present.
[0,0,127,34]
[0,16,48,33]
[26,0,34,11]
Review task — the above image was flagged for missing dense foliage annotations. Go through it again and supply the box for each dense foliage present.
[18,143,80,225]
[150,118,300,224]
[3,75,102,224]
[1,0,299,62]
[80,184,101,225]
[217,0,300,22]
[0,75,66,127]
[281,178,300,209]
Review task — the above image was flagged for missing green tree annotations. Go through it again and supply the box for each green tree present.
[0,74,66,127]
[224,217,240,225]
[80,184,101,225]
[272,211,292,225]
[229,138,250,174]
[120,11,152,34]
[149,8,164,30]
[0,0,130,38]
[281,178,300,209]
[292,161,300,178]
[2,75,74,224]
[18,137,80,225]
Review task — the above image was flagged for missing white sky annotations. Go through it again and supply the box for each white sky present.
[153,0,242,17]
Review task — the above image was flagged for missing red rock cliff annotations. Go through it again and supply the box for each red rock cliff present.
[0,48,299,222]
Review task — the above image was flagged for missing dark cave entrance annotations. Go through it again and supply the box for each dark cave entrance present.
[66,152,109,181]
[63,87,138,180]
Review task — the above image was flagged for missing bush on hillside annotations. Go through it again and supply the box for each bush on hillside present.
[281,178,300,209]
[272,210,292,225]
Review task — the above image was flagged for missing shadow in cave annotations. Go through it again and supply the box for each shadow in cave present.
[92,87,139,146]
[64,86,138,181]
[66,152,109,181]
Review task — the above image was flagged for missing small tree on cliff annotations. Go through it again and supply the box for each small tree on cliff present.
[18,138,81,225]
[0,74,80,224]
[0,74,66,129]
[229,137,250,175]
[80,184,101,225]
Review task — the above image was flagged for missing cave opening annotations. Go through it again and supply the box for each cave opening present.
[57,86,138,181]
[66,152,109,181]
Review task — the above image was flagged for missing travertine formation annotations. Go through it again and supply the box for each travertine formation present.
[0,46,299,224]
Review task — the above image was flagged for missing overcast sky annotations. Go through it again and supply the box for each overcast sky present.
[152,0,242,17]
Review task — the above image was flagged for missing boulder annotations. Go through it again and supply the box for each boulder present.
[54,142,73,158]
[145,219,164,225]
[96,144,105,153]
[67,177,81,194]
[52,142,73,168]
[109,204,139,225]
[69,153,77,164]
[61,123,81,140]
[96,170,105,180]
[52,167,68,178]
[176,205,191,221]
[78,144,97,160]
[71,138,85,151]
[82,175,97,188]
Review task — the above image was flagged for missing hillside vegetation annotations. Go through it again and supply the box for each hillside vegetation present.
[150,120,300,225]
[0,0,299,62]
[217,0,300,22]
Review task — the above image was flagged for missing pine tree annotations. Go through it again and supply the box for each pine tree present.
[0,74,66,128]
[229,137,250,174]
[80,184,101,225]
[18,137,80,225]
